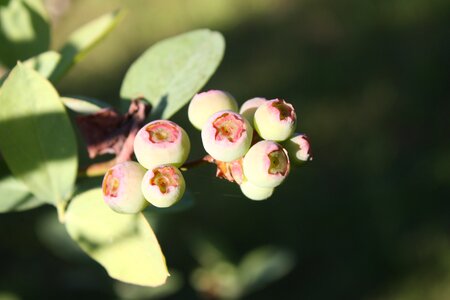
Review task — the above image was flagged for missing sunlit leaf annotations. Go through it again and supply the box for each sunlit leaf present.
[0,0,50,67]
[120,29,225,119]
[0,63,77,205]
[50,10,124,82]
[65,188,170,286]
[61,96,110,115]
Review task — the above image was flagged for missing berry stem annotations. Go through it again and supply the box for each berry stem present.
[179,155,213,171]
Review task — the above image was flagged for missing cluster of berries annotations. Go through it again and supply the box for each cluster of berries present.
[102,119,190,213]
[189,90,311,201]
[101,90,311,214]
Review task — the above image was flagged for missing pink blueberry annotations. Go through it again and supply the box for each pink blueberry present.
[141,165,186,208]
[201,111,253,162]
[102,161,148,214]
[243,140,290,188]
[253,99,297,141]
[188,90,238,130]
[133,120,190,169]
[284,133,312,164]
[240,180,274,201]
[239,97,267,124]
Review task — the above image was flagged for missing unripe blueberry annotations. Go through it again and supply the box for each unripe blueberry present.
[240,180,274,201]
[134,120,190,169]
[188,90,238,130]
[102,161,148,214]
[201,111,253,162]
[284,133,312,164]
[253,99,296,141]
[239,97,267,125]
[141,165,186,208]
[243,140,290,188]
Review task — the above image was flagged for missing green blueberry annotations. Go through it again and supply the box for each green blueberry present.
[134,120,190,169]
[243,140,290,188]
[188,90,238,130]
[253,99,296,141]
[102,161,148,214]
[284,133,312,164]
[201,111,253,162]
[239,97,267,124]
[240,180,274,201]
[141,165,186,208]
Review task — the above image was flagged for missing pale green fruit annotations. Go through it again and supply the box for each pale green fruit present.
[253,99,296,141]
[240,180,274,201]
[102,161,148,214]
[239,97,267,124]
[134,120,190,169]
[201,111,253,162]
[188,90,238,130]
[243,140,290,188]
[141,165,186,208]
[284,133,312,164]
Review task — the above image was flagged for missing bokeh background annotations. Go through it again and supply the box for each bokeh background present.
[1,0,450,299]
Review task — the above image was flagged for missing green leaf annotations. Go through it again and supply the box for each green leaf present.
[61,96,110,115]
[0,51,61,87]
[65,188,169,287]
[0,174,45,212]
[0,63,78,206]
[23,50,61,79]
[120,29,225,119]
[50,10,124,82]
[0,0,50,68]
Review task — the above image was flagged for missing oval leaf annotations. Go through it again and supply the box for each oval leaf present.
[61,96,110,115]
[120,29,225,119]
[65,188,169,287]
[0,63,78,205]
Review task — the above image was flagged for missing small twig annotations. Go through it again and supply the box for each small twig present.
[78,158,117,177]
[180,155,213,171]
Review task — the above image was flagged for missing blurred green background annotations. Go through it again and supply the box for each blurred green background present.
[1,0,450,299]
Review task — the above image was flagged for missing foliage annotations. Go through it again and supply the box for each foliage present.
[0,1,227,288]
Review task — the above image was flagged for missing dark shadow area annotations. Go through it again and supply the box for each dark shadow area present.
[149,94,168,120]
